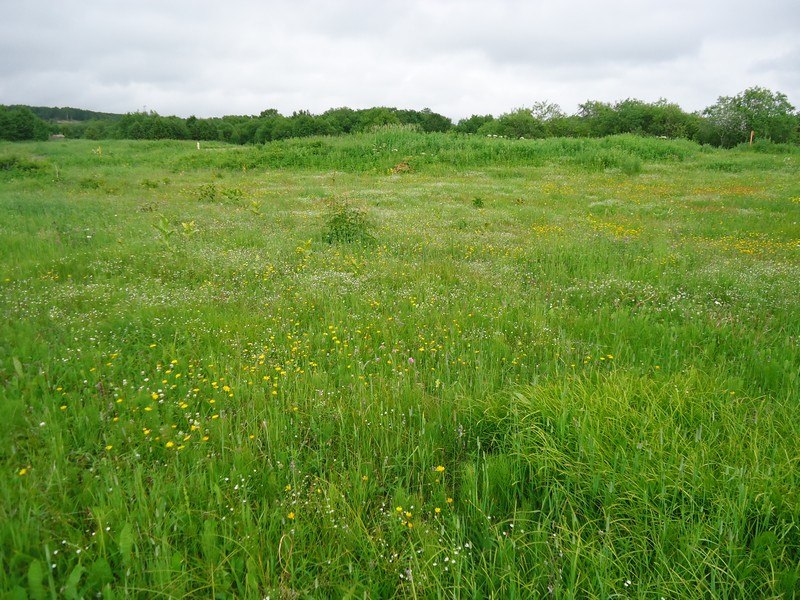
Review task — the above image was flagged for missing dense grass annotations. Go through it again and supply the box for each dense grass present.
[1,133,799,599]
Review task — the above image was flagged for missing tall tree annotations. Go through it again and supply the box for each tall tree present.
[701,87,796,147]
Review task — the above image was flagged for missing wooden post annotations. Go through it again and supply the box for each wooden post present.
[749,130,755,145]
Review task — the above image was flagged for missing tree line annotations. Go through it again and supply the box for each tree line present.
[2,87,797,147]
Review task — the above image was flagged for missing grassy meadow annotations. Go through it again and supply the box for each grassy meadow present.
[1,131,799,598]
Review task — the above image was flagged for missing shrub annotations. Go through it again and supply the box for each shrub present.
[323,198,375,245]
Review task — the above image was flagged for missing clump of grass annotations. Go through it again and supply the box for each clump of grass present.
[322,198,376,244]
[0,154,48,174]
[196,182,217,202]
[571,148,642,174]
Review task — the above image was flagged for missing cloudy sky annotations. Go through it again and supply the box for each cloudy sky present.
[1,0,798,121]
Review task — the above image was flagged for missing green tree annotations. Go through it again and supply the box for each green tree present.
[0,106,50,141]
[417,108,452,133]
[700,87,796,147]
[479,108,545,139]
[577,101,616,137]
[455,114,495,134]
[358,107,401,131]
[322,107,359,135]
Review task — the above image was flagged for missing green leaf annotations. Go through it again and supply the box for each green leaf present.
[87,557,113,589]
[13,356,24,379]
[63,564,85,600]
[201,519,218,562]
[245,557,259,595]
[7,585,27,600]
[27,559,45,600]
[118,522,134,567]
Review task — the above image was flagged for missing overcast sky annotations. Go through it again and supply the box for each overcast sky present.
[1,0,798,121]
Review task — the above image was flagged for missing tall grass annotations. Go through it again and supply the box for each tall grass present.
[1,134,799,598]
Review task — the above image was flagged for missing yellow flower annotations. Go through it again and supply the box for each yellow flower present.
[446,497,453,504]
[165,441,175,448]
[151,393,159,400]
[18,468,28,476]
[105,445,113,451]
[435,465,445,473]
[287,512,295,520]
[435,507,441,514]
[361,475,368,481]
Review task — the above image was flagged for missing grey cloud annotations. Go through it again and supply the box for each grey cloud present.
[1,0,798,119]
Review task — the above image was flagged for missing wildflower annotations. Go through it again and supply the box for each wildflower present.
[446,497,453,504]
[361,475,368,481]
[151,393,159,400]
[435,507,441,514]
[165,441,175,449]
[105,445,113,451]
[18,468,28,476]
[435,465,445,473]
[287,512,295,520]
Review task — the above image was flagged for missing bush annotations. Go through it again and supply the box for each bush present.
[323,199,375,245]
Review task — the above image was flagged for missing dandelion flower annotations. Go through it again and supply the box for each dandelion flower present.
[435,465,445,473]
[165,441,174,448]
[287,512,295,520]
[18,468,28,476]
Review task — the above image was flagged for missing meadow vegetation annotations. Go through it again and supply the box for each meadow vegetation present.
[1,131,799,598]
